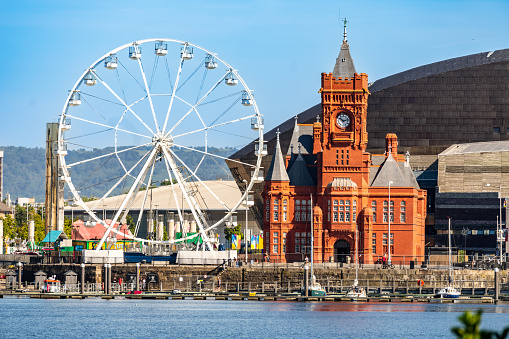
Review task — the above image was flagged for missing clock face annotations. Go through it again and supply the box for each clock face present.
[336,113,350,128]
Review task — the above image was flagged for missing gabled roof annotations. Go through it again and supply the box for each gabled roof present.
[370,153,411,187]
[265,131,290,182]
[288,153,315,186]
[72,219,133,241]
[333,41,357,79]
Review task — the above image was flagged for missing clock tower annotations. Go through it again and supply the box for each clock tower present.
[314,72,370,194]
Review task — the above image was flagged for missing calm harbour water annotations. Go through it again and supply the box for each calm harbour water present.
[0,298,508,338]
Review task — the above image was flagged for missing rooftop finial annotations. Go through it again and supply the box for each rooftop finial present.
[342,17,348,43]
[298,143,302,154]
[276,128,280,142]
[316,115,320,123]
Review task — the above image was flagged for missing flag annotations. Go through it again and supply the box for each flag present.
[251,235,256,249]
[232,234,240,250]
[257,234,264,250]
[231,234,238,249]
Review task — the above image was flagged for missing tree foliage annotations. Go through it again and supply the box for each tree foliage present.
[224,224,243,242]
[452,310,509,339]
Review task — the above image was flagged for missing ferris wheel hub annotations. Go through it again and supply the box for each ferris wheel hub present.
[152,131,173,148]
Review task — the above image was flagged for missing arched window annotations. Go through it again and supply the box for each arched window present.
[340,200,344,205]
[372,201,377,206]
[333,200,338,212]
[345,200,350,206]
[295,200,301,212]
[401,200,406,206]
[273,199,279,211]
[383,200,388,206]
[283,199,287,211]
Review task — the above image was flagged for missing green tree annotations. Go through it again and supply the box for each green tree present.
[126,215,135,234]
[63,218,73,238]
[452,310,509,339]
[33,213,45,243]
[224,224,243,242]
[1,215,15,240]
[14,205,28,239]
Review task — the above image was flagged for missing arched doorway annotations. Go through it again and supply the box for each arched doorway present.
[334,240,350,263]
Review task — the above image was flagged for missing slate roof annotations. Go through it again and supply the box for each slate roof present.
[265,133,290,182]
[370,153,419,188]
[287,153,315,186]
[333,41,357,79]
[287,122,314,156]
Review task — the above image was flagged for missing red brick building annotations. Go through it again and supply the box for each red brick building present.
[262,37,427,265]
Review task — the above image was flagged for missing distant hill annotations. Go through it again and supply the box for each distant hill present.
[0,145,238,203]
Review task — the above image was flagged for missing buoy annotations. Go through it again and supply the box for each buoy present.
[417,279,424,286]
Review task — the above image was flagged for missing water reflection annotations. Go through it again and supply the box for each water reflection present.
[269,300,509,314]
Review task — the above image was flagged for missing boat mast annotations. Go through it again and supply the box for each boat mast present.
[448,217,453,284]
[355,216,358,283]
[310,193,314,287]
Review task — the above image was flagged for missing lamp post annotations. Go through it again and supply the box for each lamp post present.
[487,183,503,262]
[242,180,249,265]
[388,180,394,266]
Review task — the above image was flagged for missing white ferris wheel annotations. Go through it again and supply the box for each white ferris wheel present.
[57,39,264,251]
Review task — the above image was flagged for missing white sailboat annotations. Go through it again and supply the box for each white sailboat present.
[346,221,366,299]
[307,194,326,297]
[437,218,461,298]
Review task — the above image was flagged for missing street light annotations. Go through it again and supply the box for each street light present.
[487,183,503,262]
[242,179,250,264]
[388,180,394,266]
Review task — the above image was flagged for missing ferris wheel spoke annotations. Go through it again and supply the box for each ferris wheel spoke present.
[162,156,185,227]
[95,147,159,250]
[136,54,160,132]
[162,58,185,133]
[133,164,155,237]
[166,71,229,136]
[88,148,154,212]
[91,70,155,136]
[127,155,156,237]
[172,114,255,139]
[66,143,151,168]
[167,148,230,211]
[66,115,152,141]
[171,142,257,168]
[160,145,213,250]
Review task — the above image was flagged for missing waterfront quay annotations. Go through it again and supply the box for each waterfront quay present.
[1,263,508,302]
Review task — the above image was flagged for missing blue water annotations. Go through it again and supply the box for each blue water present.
[0,298,508,338]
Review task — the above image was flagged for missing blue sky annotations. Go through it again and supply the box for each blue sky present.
[1,0,508,148]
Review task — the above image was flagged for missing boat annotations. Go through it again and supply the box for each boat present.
[346,279,366,298]
[345,221,367,299]
[42,276,61,293]
[436,218,461,299]
[302,194,326,297]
